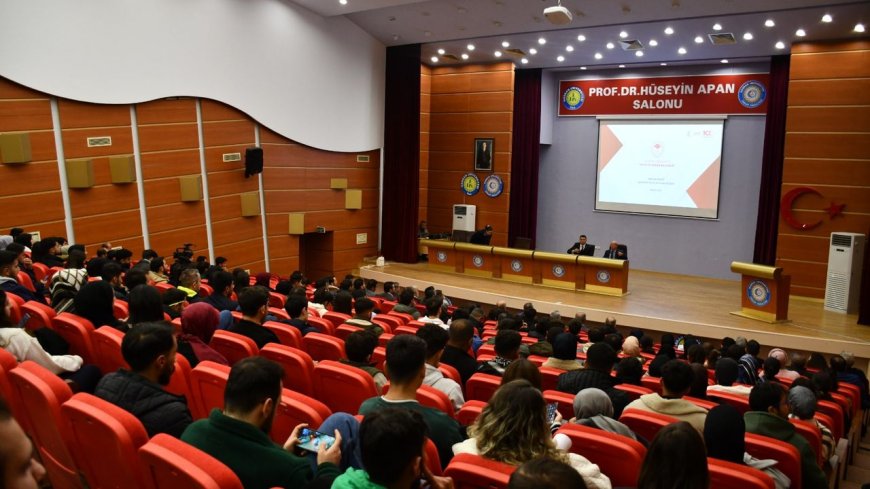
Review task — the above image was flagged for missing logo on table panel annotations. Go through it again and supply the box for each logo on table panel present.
[510,259,523,273]
[596,270,611,284]
[483,175,504,198]
[461,173,480,196]
[472,255,484,268]
[562,86,585,110]
[552,264,566,278]
[651,141,664,157]
[436,251,448,263]
[747,280,771,307]
[737,80,766,108]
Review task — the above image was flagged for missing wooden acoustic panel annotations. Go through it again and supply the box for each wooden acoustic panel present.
[0,161,60,197]
[137,123,199,153]
[135,99,197,125]
[206,169,259,197]
[430,92,514,113]
[68,183,140,215]
[783,158,870,187]
[0,191,65,226]
[789,49,870,80]
[138,150,201,180]
[788,78,870,106]
[147,201,206,234]
[200,99,249,122]
[0,77,49,100]
[202,120,255,147]
[0,100,53,132]
[785,106,870,133]
[212,218,262,245]
[61,127,133,159]
[73,209,142,245]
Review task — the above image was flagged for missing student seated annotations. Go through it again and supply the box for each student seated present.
[637,421,708,489]
[625,359,708,433]
[416,324,465,411]
[477,330,521,377]
[342,297,383,337]
[558,343,629,418]
[543,333,582,371]
[229,286,279,349]
[340,331,387,393]
[0,398,46,488]
[0,250,45,304]
[509,456,589,489]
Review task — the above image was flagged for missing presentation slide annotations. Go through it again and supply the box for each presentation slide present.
[595,119,724,219]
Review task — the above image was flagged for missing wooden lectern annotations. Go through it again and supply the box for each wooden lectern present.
[730,262,790,323]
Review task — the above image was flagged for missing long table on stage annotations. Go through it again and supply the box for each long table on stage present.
[420,238,629,296]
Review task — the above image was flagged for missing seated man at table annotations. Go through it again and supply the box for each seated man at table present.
[469,225,493,245]
[602,241,627,260]
[566,234,595,256]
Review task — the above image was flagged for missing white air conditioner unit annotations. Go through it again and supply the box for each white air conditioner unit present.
[452,204,476,232]
[824,232,866,313]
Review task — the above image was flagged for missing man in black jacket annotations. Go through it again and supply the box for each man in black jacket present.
[557,342,630,417]
[229,286,279,349]
[95,322,192,437]
[204,271,238,312]
[439,319,478,386]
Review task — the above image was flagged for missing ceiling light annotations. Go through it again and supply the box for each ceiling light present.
[619,31,628,38]
[594,52,603,59]
[529,47,538,55]
[678,47,687,54]
[566,45,574,52]
[855,23,866,33]
[467,44,475,51]
[765,19,775,27]
[721,59,729,64]
[437,48,445,55]
[339,0,347,4]
[743,32,753,40]
[694,36,703,43]
[606,42,615,49]
[494,50,502,57]
[521,58,529,64]
[713,23,722,31]
[577,34,586,42]
[501,41,510,48]
[635,51,644,57]
[430,56,438,63]
[821,14,833,23]
[664,26,674,35]
[649,39,658,47]
[580,66,587,70]
[660,62,667,66]
[461,53,469,60]
[796,28,806,37]
[538,37,547,45]
[775,41,785,49]
[618,64,625,68]
[557,55,565,62]
[424,31,432,37]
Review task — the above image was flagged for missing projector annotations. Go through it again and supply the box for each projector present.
[544,5,573,25]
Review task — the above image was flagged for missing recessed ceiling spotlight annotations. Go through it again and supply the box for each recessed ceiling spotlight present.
[606,42,615,49]
[619,31,628,38]
[660,62,667,66]
[557,55,565,62]
[743,32,753,40]
[392,35,399,41]
[678,47,687,54]
[566,45,574,52]
[467,44,475,51]
[664,26,674,35]
[796,28,807,37]
[594,52,603,59]
[430,56,438,63]
[538,37,547,45]
[694,36,703,44]
[521,58,529,64]
[529,47,538,55]
[721,59,729,64]
[775,41,785,49]
[437,48,445,55]
[713,23,722,31]
[501,41,510,48]
[580,66,587,70]
[649,39,658,47]
[494,50,502,57]
[339,0,347,4]
[461,53,469,60]
[855,23,866,33]
[577,34,586,42]
[821,14,833,23]
[618,64,625,68]
[635,50,644,57]
[765,19,775,27]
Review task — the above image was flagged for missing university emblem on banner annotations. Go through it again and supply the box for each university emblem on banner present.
[483,175,504,197]
[461,173,480,196]
[562,86,585,110]
[596,270,611,284]
[472,255,484,268]
[552,264,566,278]
[510,260,523,272]
[737,80,766,108]
[436,251,447,263]
[747,280,771,307]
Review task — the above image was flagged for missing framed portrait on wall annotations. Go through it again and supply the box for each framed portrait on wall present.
[474,138,494,171]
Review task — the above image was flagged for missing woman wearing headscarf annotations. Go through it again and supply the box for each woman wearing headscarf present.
[571,388,640,443]
[788,385,834,462]
[73,280,127,331]
[767,348,800,381]
[621,336,644,364]
[177,302,228,367]
[542,333,582,371]
[704,404,790,489]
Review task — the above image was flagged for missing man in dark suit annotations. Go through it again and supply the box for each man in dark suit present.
[566,234,595,256]
[469,225,493,245]
[603,241,628,260]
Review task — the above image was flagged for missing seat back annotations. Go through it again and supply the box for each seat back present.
[444,453,514,489]
[8,361,81,489]
[61,393,149,489]
[303,332,345,362]
[335,324,363,341]
[20,300,56,331]
[306,316,336,336]
[618,408,679,442]
[745,432,802,489]
[836,383,861,419]
[373,314,402,332]
[198,283,214,297]
[0,348,30,435]
[267,307,290,320]
[379,300,396,313]
[790,419,823,467]
[17,270,36,292]
[417,384,455,418]
[154,282,175,294]
[259,343,315,396]
[262,321,303,349]
[388,311,414,324]
[271,388,333,444]
[439,363,462,386]
[539,367,563,392]
[614,383,654,402]
[394,325,419,336]
[640,375,663,394]
[6,292,23,325]
[322,311,352,329]
[92,326,128,374]
[476,343,496,357]
[706,390,751,415]
[189,361,232,420]
[31,262,50,281]
[377,332,394,347]
[816,399,844,441]
[51,312,96,364]
[465,373,502,402]
[542,390,576,419]
[370,346,386,371]
[556,423,646,487]
[456,400,487,427]
[312,360,378,414]
[425,438,442,476]
[113,300,129,320]
[683,395,718,411]
[165,354,195,414]
[139,433,244,489]
[209,330,258,365]
[708,458,775,489]
[267,292,285,308]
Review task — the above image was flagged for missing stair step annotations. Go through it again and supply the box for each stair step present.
[844,464,870,484]
[839,480,862,489]
[854,452,870,469]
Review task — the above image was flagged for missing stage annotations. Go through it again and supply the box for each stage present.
[360,262,870,365]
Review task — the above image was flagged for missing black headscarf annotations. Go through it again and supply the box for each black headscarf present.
[74,281,126,331]
[704,404,745,464]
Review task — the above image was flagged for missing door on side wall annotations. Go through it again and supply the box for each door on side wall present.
[299,231,334,282]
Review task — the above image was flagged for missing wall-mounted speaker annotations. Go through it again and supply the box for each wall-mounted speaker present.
[66,158,95,188]
[245,147,263,178]
[0,133,32,164]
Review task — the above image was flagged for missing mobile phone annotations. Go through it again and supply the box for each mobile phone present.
[297,427,336,453]
[546,402,558,423]
[17,313,31,329]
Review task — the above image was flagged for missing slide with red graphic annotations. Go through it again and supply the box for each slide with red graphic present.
[595,119,724,219]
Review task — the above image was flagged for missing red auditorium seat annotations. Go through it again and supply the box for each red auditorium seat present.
[165,354,194,410]
[708,458,775,489]
[816,400,845,441]
[539,366,563,391]
[640,375,663,394]
[263,320,303,349]
[379,300,396,313]
[683,395,718,411]
[198,283,213,297]
[92,325,128,374]
[614,383,654,402]
[377,332,394,347]
[322,311,352,329]
[543,390,576,419]
[31,262,49,281]
[465,373,501,402]
[335,324,363,341]
[154,282,174,294]
[17,270,36,292]
[20,300,56,331]
[526,355,547,366]
[0,348,30,435]
[393,325,418,336]
[268,291,285,308]
[618,408,679,442]
[113,299,129,320]
[62,393,149,489]
[456,400,486,426]
[745,433,802,489]
[271,387,333,445]
[556,423,647,487]
[303,332,345,362]
[438,363,462,386]
[425,438,443,476]
[139,433,244,489]
[6,292,24,325]
[387,311,414,324]
[267,307,290,320]
[189,361,232,420]
[373,314,402,332]
[209,330,258,365]
[369,317,393,334]
[444,453,514,488]
[407,320,425,329]
[52,313,96,364]
[307,317,336,336]
[8,361,81,489]
[476,343,496,357]
[259,343,315,396]
[370,346,386,370]
[790,418,823,467]
[312,360,378,414]
[706,390,751,415]
[417,385,455,417]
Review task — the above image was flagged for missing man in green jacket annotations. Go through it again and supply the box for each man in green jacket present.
[744,381,827,489]
[182,357,342,489]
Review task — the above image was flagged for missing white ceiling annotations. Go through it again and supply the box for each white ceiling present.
[289,0,869,69]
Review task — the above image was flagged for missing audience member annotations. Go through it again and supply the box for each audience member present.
[232,268,250,295]
[95,322,192,437]
[309,287,332,316]
[392,287,421,319]
[332,290,353,315]
[147,257,169,284]
[543,333,582,371]
[127,284,164,325]
[178,302,228,367]
[343,297,383,337]
[707,357,752,397]
[177,268,203,303]
[100,262,128,301]
[625,359,708,433]
[831,354,870,408]
[48,249,87,313]
[637,421,708,489]
[528,324,560,357]
[767,348,799,381]
[477,330,521,376]
[229,286,278,349]
[581,328,604,353]
[0,250,46,304]
[789,352,808,378]
[440,319,477,385]
[74,280,128,331]
[558,343,629,418]
[341,331,387,393]
[688,363,709,399]
[788,385,834,462]
[737,339,762,384]
[161,288,188,320]
[614,357,643,386]
[417,296,446,329]
[571,388,639,442]
[280,294,318,336]
[0,397,46,489]
[508,456,587,489]
[203,271,238,312]
[501,358,542,390]
[377,281,397,301]
[124,268,148,291]
[416,324,465,411]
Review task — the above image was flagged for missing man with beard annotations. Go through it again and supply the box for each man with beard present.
[182,356,343,489]
[95,322,192,437]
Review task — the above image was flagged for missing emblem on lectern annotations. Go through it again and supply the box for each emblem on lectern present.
[510,260,523,272]
[472,255,484,268]
[747,280,771,307]
[436,251,447,263]
[596,270,611,284]
[552,264,566,278]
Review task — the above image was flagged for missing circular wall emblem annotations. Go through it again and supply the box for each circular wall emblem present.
[472,255,484,268]
[510,259,523,272]
[562,86,585,110]
[747,280,771,307]
[461,173,480,196]
[596,270,611,284]
[436,251,447,263]
[483,175,504,197]
[552,264,566,278]
[738,80,767,108]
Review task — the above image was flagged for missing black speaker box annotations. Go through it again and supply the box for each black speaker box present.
[245,147,263,178]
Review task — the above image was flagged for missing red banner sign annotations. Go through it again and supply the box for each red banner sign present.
[558,73,770,116]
